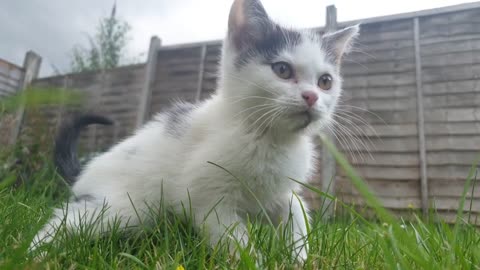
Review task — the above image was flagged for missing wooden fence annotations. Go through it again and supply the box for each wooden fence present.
[7,2,480,221]
[0,52,41,146]
[0,59,23,98]
[332,3,480,222]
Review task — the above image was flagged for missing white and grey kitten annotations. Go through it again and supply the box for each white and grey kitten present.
[31,0,358,261]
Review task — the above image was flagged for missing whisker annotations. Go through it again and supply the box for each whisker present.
[330,118,369,162]
[232,103,278,120]
[224,95,297,106]
[335,110,382,145]
[255,107,284,136]
[237,106,278,128]
[337,116,376,160]
[324,123,355,163]
[246,107,281,134]
[330,117,374,162]
[333,113,377,152]
[336,105,388,126]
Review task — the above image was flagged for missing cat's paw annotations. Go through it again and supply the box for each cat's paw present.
[292,245,308,265]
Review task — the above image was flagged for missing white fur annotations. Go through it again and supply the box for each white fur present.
[31,1,358,262]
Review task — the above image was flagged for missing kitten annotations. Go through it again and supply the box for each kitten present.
[30,0,358,262]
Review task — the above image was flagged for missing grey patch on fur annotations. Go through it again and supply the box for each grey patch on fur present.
[164,102,197,136]
[235,25,302,68]
[229,0,302,68]
[73,194,94,202]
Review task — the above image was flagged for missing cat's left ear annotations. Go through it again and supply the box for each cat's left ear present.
[322,24,360,63]
[228,0,273,51]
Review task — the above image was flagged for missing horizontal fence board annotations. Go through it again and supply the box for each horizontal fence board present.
[337,178,420,197]
[346,47,415,64]
[333,123,417,138]
[342,58,415,76]
[425,122,480,136]
[422,63,480,83]
[421,50,480,68]
[343,97,416,111]
[0,73,21,86]
[338,165,419,180]
[429,179,480,198]
[421,37,480,56]
[339,195,420,209]
[344,72,416,88]
[340,110,418,124]
[0,85,16,96]
[348,152,420,166]
[343,85,416,99]
[351,38,413,52]
[427,151,479,166]
[421,33,480,49]
[357,29,414,44]
[421,22,480,39]
[423,79,480,95]
[426,136,480,151]
[424,108,480,122]
[0,60,23,80]
[361,18,413,33]
[420,8,480,27]
[340,195,480,213]
[339,137,418,152]
[423,92,480,108]
[427,164,475,180]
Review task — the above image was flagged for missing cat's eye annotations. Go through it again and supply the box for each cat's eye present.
[318,74,333,90]
[271,62,293,80]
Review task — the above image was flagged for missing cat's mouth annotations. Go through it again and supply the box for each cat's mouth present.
[295,110,320,129]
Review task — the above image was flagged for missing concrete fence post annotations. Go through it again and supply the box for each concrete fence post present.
[195,44,208,102]
[413,17,429,216]
[320,5,338,219]
[136,36,161,128]
[9,51,42,145]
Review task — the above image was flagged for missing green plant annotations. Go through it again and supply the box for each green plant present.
[70,3,131,72]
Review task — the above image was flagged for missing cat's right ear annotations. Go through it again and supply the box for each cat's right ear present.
[322,25,360,64]
[228,0,273,51]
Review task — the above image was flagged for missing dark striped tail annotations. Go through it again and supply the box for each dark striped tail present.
[54,114,113,184]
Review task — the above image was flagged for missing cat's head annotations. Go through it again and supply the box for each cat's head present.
[219,0,358,137]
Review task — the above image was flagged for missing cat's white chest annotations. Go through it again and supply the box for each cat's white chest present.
[193,131,313,204]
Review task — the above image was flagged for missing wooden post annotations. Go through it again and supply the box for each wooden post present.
[325,5,337,32]
[136,36,161,128]
[320,5,338,219]
[413,17,429,216]
[9,51,42,145]
[55,75,69,133]
[195,44,208,102]
[88,71,106,151]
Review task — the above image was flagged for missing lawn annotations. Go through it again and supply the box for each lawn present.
[0,141,479,270]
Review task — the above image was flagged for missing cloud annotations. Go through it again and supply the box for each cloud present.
[0,0,468,77]
[0,0,181,76]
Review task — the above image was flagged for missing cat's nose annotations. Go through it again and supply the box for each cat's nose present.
[301,91,318,107]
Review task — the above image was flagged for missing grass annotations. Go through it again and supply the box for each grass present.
[0,138,479,269]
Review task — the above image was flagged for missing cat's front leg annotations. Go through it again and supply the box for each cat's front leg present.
[278,194,310,262]
[194,204,249,254]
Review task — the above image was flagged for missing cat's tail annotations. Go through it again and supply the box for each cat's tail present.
[54,114,114,184]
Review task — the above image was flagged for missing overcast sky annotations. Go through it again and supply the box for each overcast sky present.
[0,0,472,77]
